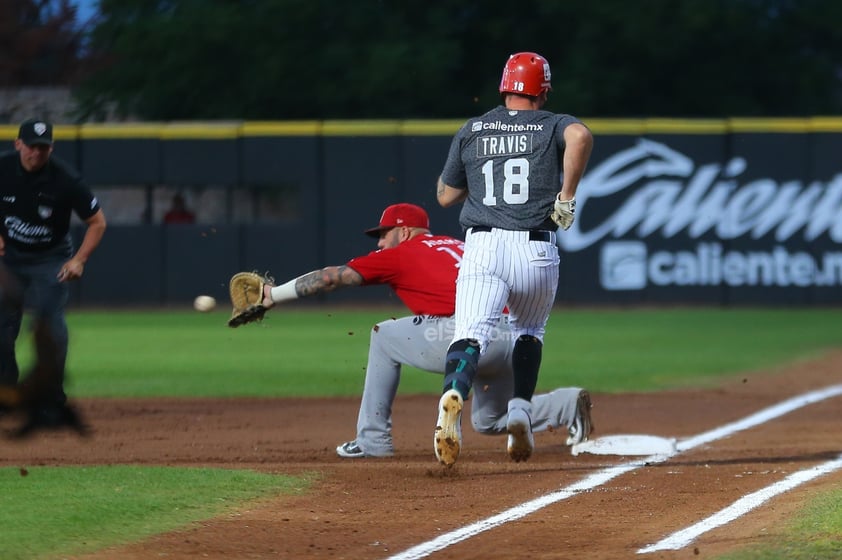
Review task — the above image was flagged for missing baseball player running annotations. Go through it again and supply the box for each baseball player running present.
[257,203,592,458]
[435,52,594,466]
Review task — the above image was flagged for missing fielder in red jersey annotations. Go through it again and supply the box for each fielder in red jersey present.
[256,203,592,459]
[347,232,463,316]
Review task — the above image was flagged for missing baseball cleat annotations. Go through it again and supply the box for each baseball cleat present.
[434,389,463,467]
[336,440,394,458]
[336,440,367,458]
[506,406,534,462]
[566,390,594,446]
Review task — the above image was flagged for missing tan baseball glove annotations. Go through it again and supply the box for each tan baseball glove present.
[228,271,273,327]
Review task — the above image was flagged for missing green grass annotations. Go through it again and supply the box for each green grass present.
[0,466,311,560]
[6,306,842,559]
[717,489,842,559]
[534,308,842,392]
[63,308,381,397]
[41,307,842,397]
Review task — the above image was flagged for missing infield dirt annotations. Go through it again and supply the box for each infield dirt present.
[3,350,841,559]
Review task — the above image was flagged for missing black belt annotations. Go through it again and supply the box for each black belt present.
[470,226,553,243]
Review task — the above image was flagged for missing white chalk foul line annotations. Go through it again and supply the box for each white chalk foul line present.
[638,453,842,553]
[385,459,664,560]
[385,384,842,560]
[637,383,842,553]
[675,384,842,453]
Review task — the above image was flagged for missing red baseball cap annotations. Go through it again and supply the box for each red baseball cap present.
[364,203,430,237]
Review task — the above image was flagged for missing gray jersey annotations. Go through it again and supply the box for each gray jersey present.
[439,105,583,231]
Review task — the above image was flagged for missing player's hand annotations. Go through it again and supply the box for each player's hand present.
[58,260,84,282]
[551,196,576,230]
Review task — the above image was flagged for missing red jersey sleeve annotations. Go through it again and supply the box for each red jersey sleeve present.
[346,249,401,285]
[346,234,463,316]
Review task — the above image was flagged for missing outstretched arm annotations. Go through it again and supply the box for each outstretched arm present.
[266,265,364,307]
[291,266,364,297]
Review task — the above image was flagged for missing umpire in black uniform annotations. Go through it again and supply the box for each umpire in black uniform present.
[0,118,107,406]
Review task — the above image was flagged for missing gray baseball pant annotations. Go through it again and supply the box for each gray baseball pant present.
[355,314,582,456]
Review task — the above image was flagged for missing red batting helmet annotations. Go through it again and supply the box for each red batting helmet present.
[498,52,552,96]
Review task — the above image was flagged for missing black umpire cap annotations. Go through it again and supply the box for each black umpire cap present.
[18,118,54,146]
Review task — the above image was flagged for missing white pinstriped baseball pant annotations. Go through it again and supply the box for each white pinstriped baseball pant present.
[452,227,560,352]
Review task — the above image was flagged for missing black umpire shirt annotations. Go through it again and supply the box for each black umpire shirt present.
[0,151,101,263]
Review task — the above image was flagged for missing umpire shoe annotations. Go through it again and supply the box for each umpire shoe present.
[434,389,463,467]
[506,403,534,462]
[566,390,594,446]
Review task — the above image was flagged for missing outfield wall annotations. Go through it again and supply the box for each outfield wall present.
[2,119,840,307]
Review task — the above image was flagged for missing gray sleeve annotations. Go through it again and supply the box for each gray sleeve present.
[439,124,469,189]
[557,114,586,146]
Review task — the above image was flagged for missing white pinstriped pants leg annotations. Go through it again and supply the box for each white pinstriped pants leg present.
[452,228,559,351]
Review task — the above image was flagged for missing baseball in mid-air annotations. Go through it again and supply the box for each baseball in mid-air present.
[193,295,216,312]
